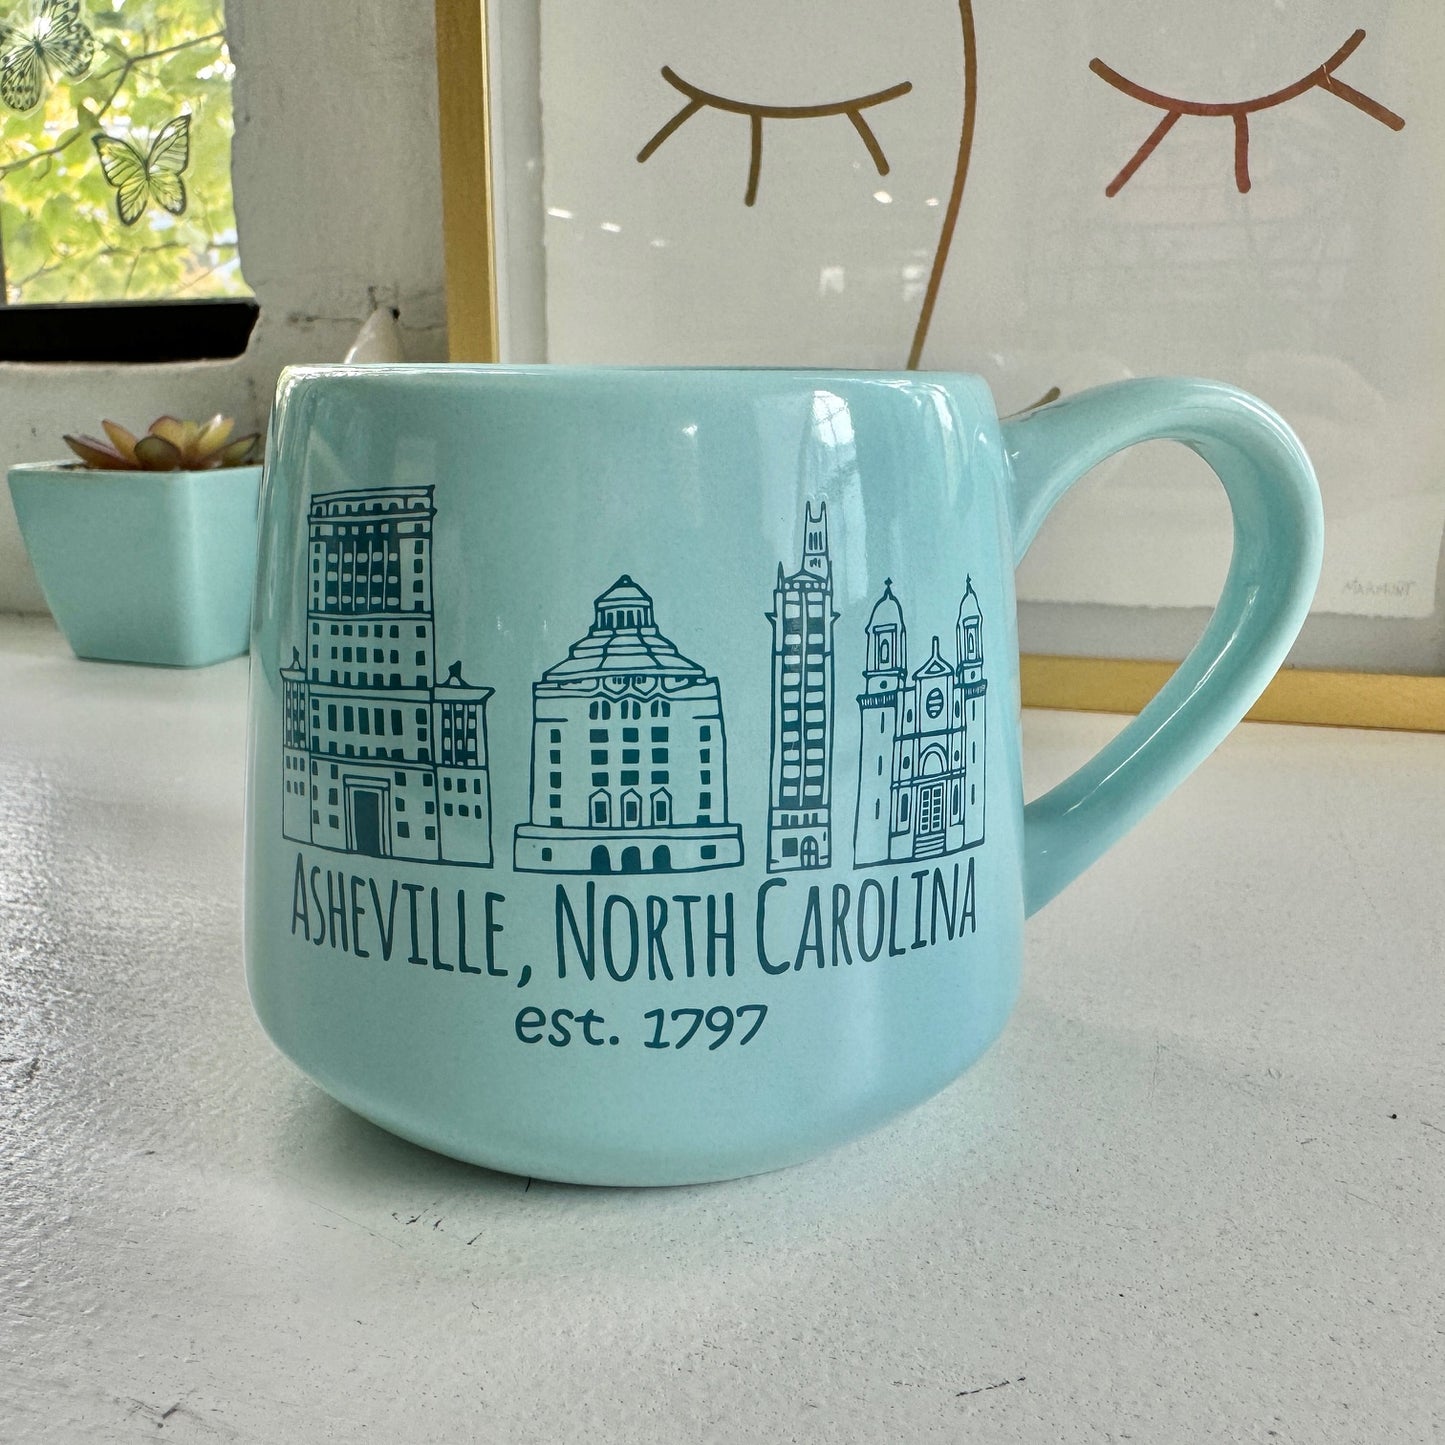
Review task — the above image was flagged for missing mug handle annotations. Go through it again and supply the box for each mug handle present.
[1001,378,1324,916]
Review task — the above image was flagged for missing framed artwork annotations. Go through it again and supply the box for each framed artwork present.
[435,0,1445,731]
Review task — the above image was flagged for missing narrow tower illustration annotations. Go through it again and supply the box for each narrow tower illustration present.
[766,501,838,871]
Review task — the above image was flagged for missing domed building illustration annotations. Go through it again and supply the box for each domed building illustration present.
[513,575,744,875]
[853,576,987,867]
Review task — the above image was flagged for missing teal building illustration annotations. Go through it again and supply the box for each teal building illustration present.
[766,501,838,872]
[514,575,743,875]
[280,486,494,867]
[853,576,987,867]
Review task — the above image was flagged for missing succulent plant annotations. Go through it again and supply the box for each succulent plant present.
[62,415,260,472]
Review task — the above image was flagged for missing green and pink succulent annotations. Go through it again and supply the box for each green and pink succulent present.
[63,415,260,472]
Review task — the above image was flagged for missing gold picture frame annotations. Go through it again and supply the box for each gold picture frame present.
[433,0,1445,733]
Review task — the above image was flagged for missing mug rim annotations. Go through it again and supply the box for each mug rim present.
[277,361,985,384]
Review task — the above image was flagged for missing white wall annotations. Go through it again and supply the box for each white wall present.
[0,0,449,613]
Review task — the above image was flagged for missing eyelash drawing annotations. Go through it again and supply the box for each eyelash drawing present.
[636,65,913,208]
[1092,28,1405,197]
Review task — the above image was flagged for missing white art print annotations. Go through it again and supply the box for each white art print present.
[538,0,1445,619]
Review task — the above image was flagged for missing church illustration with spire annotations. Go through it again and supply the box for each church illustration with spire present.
[765,501,839,872]
[853,576,987,867]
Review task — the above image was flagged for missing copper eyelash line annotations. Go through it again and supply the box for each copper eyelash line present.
[637,66,913,207]
[1092,28,1406,196]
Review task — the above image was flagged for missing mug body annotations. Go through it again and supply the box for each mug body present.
[245,365,1025,1185]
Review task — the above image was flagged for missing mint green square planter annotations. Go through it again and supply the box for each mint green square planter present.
[8,462,263,667]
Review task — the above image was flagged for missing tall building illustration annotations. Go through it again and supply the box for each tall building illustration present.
[765,502,838,872]
[513,575,743,875]
[853,576,988,867]
[280,486,494,867]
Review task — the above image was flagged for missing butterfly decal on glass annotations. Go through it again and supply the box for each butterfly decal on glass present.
[92,113,191,226]
[0,0,94,113]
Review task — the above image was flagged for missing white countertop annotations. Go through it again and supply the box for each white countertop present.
[1,616,1440,1444]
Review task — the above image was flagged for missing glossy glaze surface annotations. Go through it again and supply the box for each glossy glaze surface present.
[245,366,1319,1184]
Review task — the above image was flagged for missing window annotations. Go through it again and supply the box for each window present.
[0,0,253,360]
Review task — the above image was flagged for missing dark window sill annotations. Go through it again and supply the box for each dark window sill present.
[0,299,259,364]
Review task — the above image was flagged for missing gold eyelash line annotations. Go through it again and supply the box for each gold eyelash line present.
[908,0,977,371]
[637,66,913,207]
[1092,28,1405,197]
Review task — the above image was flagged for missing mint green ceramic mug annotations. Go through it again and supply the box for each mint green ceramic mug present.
[244,366,1322,1185]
